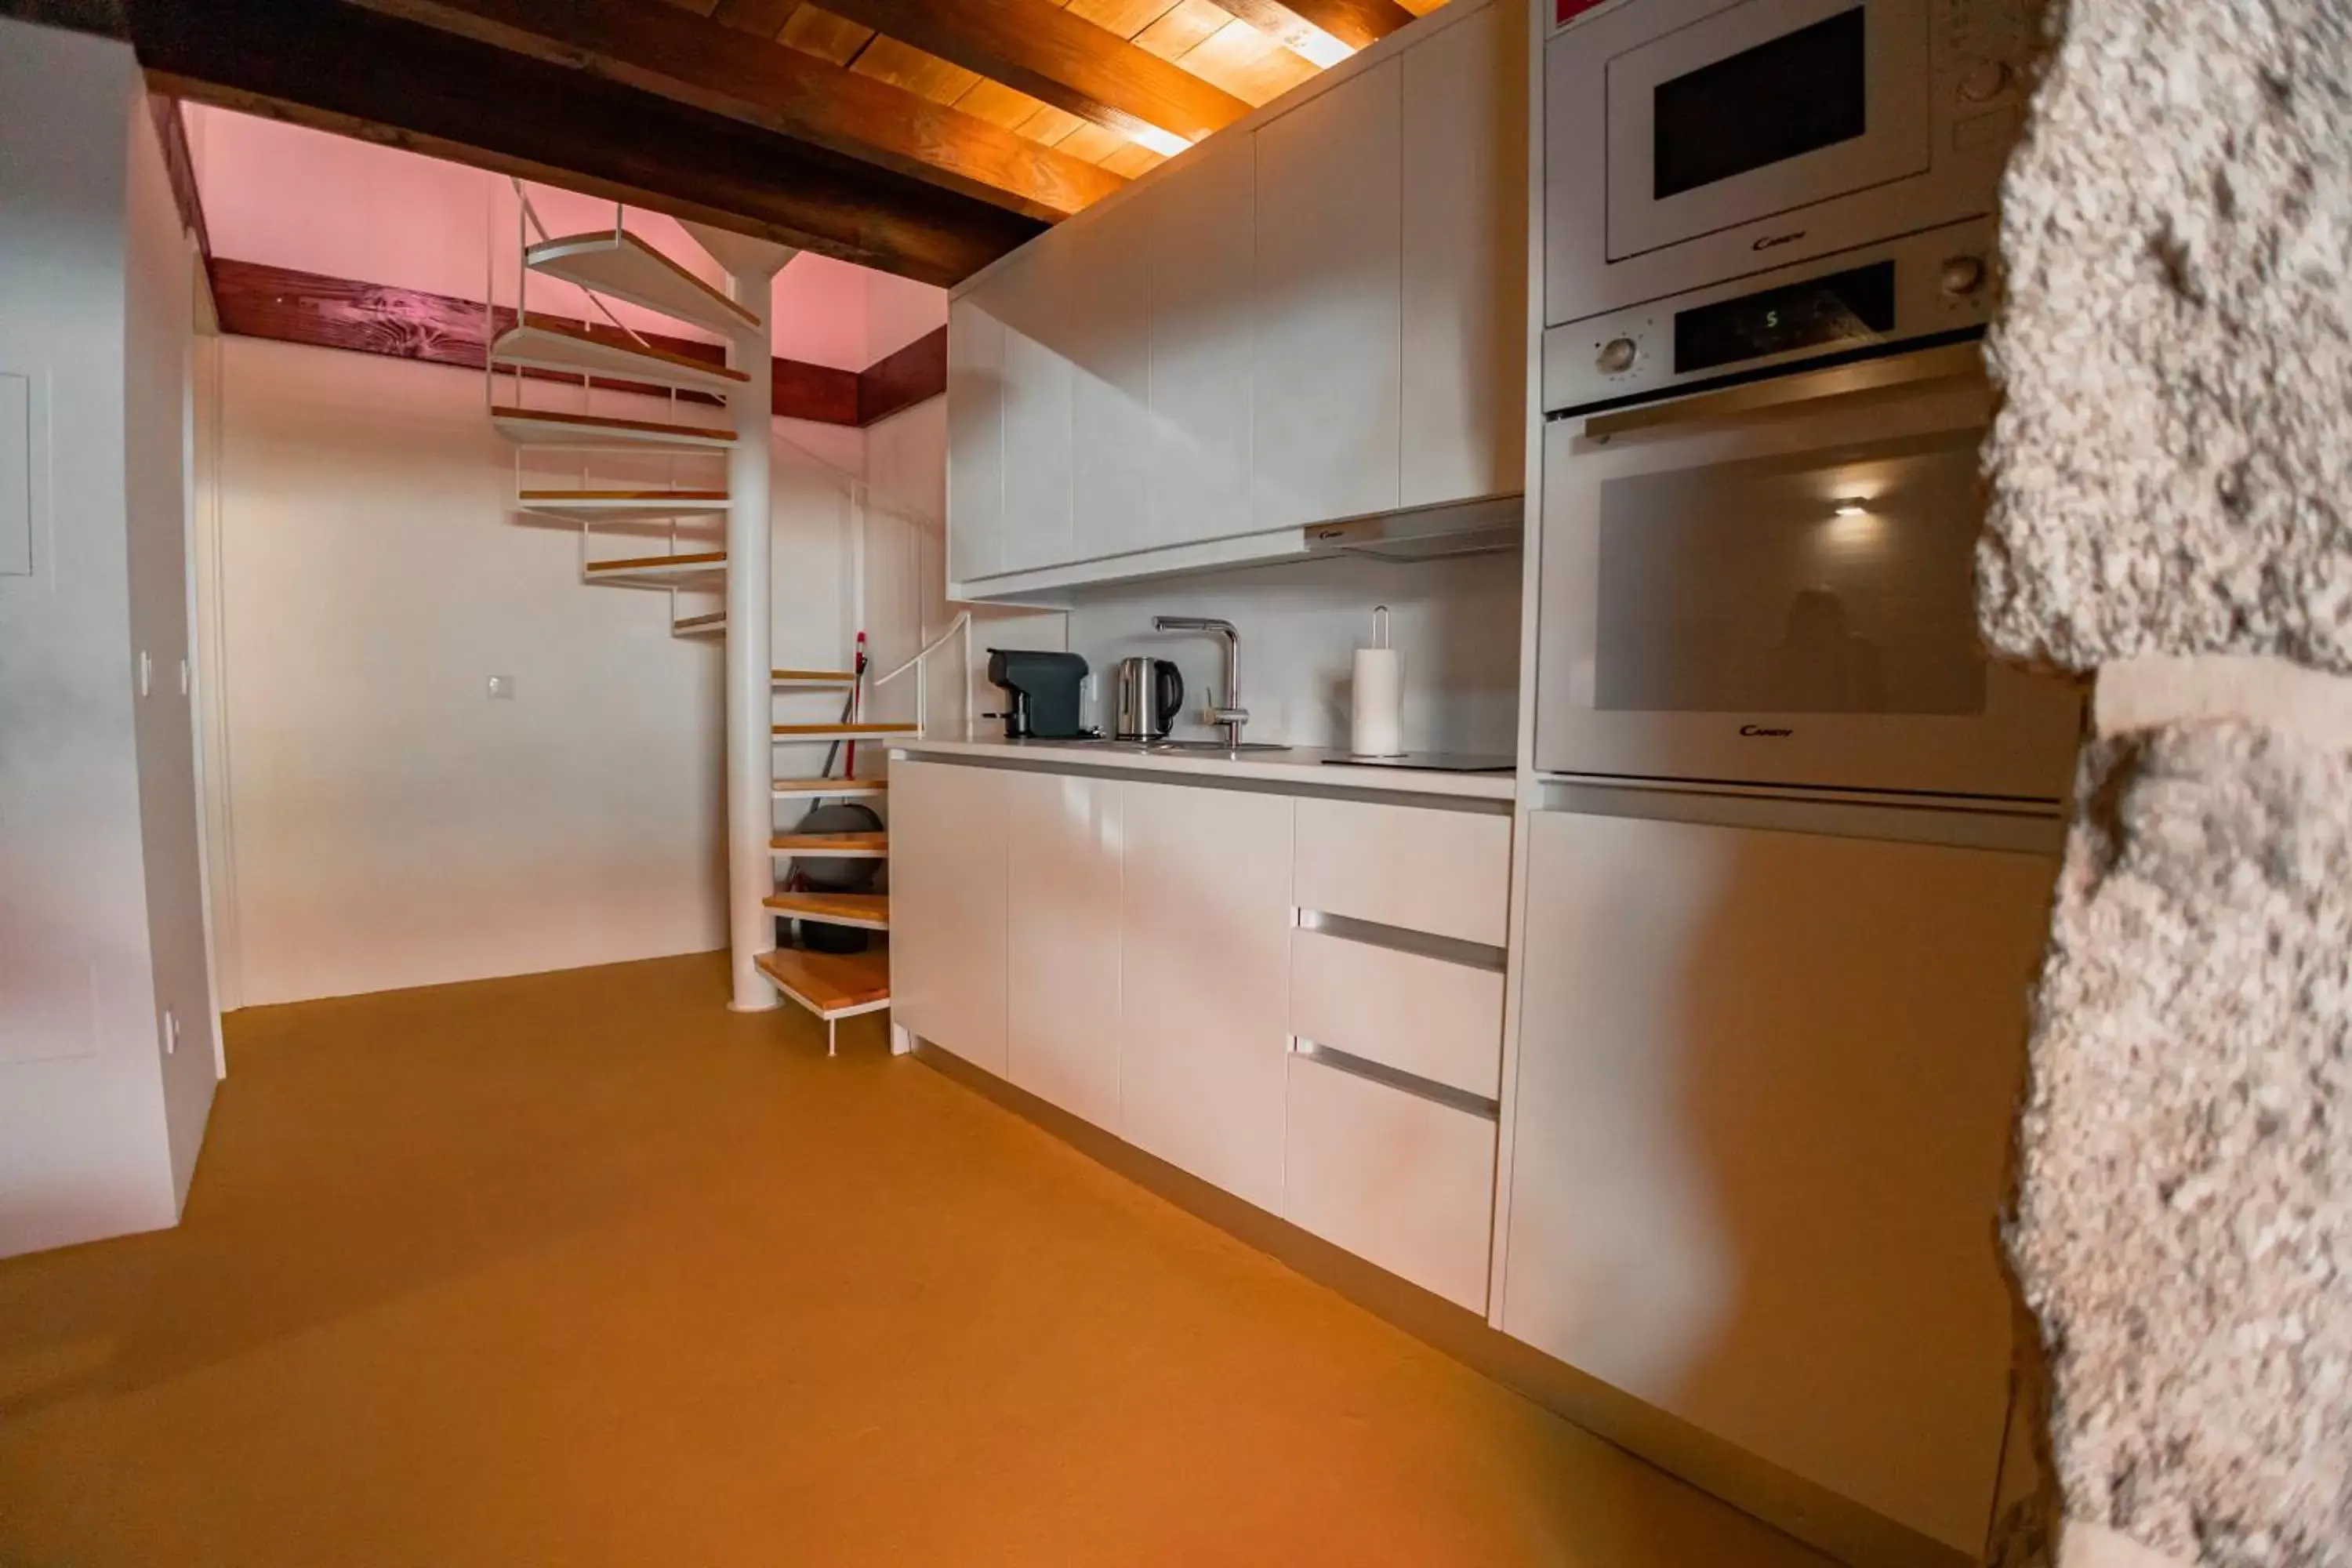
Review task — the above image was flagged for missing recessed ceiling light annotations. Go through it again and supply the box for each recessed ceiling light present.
[1832,499,1869,517]
[1129,125,1194,158]
[1291,27,1354,67]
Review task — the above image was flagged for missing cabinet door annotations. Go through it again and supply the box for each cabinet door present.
[946,293,1005,583]
[1501,809,2053,1555]
[1252,59,1403,530]
[993,247,1076,574]
[1402,0,1528,507]
[1004,769,1123,1129]
[1147,135,1255,549]
[1071,195,1156,563]
[1119,780,1294,1211]
[887,759,1008,1074]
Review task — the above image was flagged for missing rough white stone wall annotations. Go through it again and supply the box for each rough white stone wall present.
[1983,0,2352,1564]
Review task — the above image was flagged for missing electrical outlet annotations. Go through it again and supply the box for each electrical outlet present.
[487,674,514,700]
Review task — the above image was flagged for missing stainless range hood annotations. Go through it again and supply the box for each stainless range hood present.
[1301,494,1525,561]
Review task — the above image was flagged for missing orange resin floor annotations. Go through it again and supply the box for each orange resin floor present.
[0,952,1831,1568]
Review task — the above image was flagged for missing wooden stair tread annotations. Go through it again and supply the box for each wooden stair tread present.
[771,722,919,737]
[754,946,890,1015]
[585,550,727,573]
[491,321,747,395]
[526,230,760,336]
[673,612,726,635]
[764,891,890,927]
[492,405,735,451]
[521,488,730,501]
[772,669,858,684]
[517,488,730,523]
[772,776,884,795]
[771,830,887,854]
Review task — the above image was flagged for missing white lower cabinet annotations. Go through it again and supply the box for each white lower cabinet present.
[887,758,1008,1074]
[1284,1054,1497,1312]
[1289,927,1503,1099]
[1116,779,1294,1213]
[1003,770,1123,1129]
[1501,808,2054,1557]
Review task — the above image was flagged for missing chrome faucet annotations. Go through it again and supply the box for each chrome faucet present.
[1152,615,1248,747]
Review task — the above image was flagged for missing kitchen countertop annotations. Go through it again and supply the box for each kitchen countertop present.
[887,731,1519,802]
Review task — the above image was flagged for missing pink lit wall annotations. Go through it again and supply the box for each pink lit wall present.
[183,105,920,369]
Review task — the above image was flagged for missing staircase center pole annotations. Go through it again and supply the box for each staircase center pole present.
[725,263,779,1012]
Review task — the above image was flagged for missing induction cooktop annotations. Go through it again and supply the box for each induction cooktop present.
[1321,752,1515,773]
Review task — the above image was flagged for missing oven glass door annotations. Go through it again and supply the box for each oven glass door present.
[1534,370,2079,800]
[1606,0,1930,263]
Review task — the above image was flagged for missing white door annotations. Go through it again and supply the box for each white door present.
[1401,0,1528,508]
[946,294,1004,584]
[887,759,1008,1074]
[1118,779,1294,1211]
[993,246,1076,574]
[1004,768,1123,1129]
[1148,135,1255,550]
[1252,59,1403,530]
[1501,806,2053,1554]
[1071,194,1156,564]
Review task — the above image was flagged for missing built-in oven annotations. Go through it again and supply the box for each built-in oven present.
[1544,0,2034,405]
[1532,345,2082,802]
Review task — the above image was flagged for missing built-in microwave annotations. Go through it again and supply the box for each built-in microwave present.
[1533,347,2082,803]
[1542,0,2034,414]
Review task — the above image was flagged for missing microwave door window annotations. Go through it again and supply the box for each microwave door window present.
[1593,430,1987,717]
[1653,6,1870,199]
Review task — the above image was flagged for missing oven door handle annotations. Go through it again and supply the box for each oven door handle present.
[1581,341,1986,439]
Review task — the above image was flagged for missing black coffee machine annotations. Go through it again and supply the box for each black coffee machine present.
[985,649,1091,740]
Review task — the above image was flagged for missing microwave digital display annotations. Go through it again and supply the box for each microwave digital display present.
[1673,260,1897,373]
[1653,6,1869,199]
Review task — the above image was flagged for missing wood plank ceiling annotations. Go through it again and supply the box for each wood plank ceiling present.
[30,0,1446,284]
[660,0,1445,189]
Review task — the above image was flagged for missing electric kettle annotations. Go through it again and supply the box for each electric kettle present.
[1113,657,1185,742]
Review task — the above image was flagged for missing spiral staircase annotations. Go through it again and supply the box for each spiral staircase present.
[486,201,913,1051]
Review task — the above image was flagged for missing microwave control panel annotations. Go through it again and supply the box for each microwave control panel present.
[1541,217,1996,416]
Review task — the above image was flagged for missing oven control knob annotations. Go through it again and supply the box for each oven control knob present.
[1958,59,2010,102]
[1597,336,1639,374]
[1940,255,1988,296]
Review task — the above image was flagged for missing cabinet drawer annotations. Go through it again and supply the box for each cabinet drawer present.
[1294,798,1510,947]
[1284,1054,1497,1312]
[1290,927,1503,1099]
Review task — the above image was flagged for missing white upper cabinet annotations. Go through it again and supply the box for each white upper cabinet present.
[1070,193,1156,564]
[944,0,1525,595]
[994,245,1076,575]
[1145,133,1256,552]
[945,293,1004,584]
[1251,57,1404,531]
[1402,0,1528,507]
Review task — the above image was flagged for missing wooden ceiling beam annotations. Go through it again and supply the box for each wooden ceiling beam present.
[1196,0,1416,55]
[121,0,1044,286]
[811,0,1252,146]
[333,0,1126,221]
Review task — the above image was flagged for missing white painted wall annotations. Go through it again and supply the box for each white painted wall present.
[1064,550,1523,753]
[0,23,212,1255]
[861,395,1067,737]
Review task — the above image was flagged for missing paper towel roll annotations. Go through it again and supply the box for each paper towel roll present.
[1351,646,1406,757]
